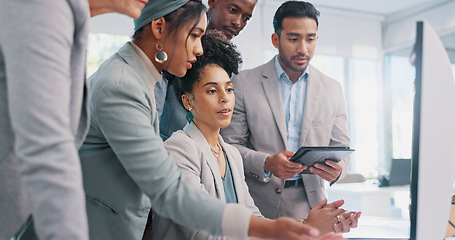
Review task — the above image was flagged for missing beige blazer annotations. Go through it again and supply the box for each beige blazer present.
[221,57,350,219]
[153,122,262,240]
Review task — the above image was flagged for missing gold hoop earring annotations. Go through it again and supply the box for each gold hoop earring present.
[155,41,168,63]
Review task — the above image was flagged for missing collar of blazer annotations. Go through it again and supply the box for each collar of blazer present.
[116,42,153,91]
[259,57,323,147]
[182,122,247,203]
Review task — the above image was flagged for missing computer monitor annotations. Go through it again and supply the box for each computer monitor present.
[410,20,455,240]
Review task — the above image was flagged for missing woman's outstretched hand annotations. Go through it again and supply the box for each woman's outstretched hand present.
[304,198,361,234]
[333,211,362,233]
[304,199,346,235]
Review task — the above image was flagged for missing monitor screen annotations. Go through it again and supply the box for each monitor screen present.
[410,20,455,240]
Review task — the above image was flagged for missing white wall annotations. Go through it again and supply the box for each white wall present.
[383,0,455,54]
[90,13,135,36]
[88,1,455,65]
[89,2,384,70]
[233,1,384,70]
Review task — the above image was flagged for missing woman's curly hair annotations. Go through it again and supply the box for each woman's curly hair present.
[165,29,242,108]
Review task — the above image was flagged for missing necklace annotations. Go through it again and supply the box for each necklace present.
[210,142,223,165]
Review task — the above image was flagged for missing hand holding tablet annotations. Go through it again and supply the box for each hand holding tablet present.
[289,146,354,174]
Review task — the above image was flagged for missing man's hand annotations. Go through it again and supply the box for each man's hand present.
[264,151,306,179]
[309,160,343,182]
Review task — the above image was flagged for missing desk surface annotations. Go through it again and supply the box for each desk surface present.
[343,216,455,239]
[342,216,410,239]
[329,183,410,194]
[327,183,410,218]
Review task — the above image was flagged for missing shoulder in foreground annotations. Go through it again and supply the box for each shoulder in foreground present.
[164,130,201,161]
[88,55,146,94]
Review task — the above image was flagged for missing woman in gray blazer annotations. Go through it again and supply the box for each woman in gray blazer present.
[79,1,329,240]
[153,30,261,240]
[152,30,347,240]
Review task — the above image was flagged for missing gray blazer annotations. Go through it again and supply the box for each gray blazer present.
[153,123,262,240]
[0,1,90,239]
[221,57,350,219]
[79,42,252,240]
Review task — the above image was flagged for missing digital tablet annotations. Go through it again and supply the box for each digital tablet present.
[289,146,354,174]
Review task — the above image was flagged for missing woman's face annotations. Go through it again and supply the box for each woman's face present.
[162,12,208,77]
[185,65,235,132]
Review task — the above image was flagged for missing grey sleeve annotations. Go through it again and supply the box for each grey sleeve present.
[1,1,88,239]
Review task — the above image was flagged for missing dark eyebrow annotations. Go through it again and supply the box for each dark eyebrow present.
[229,3,252,17]
[202,82,218,87]
[229,3,240,10]
[286,33,317,37]
[286,32,301,37]
[193,27,205,34]
[202,80,232,87]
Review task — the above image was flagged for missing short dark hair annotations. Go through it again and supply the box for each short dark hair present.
[169,30,242,108]
[133,0,206,41]
[273,1,320,35]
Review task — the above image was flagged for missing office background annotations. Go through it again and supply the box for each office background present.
[87,0,455,180]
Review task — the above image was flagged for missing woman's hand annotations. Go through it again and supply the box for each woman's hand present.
[333,211,361,233]
[304,199,346,235]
